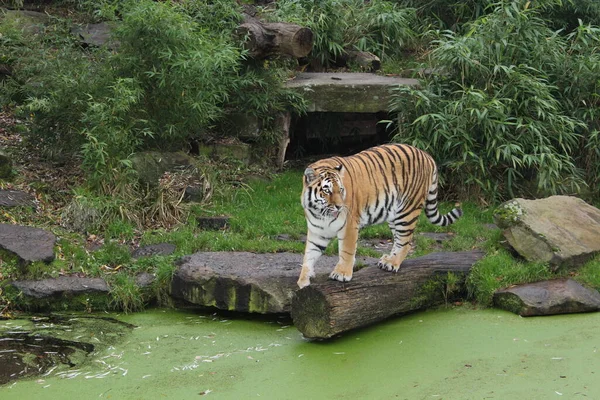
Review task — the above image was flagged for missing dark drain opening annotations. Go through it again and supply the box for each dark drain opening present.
[286,112,394,160]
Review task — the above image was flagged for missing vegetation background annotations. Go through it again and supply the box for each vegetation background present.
[1,0,599,314]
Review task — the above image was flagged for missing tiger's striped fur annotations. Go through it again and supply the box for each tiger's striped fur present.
[297,143,462,288]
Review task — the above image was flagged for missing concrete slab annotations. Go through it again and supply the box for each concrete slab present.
[285,72,419,113]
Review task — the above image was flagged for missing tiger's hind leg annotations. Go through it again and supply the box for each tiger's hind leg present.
[378,209,421,272]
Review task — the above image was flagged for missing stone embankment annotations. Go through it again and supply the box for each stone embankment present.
[3,190,600,337]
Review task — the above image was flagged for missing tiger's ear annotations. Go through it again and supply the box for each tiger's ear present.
[334,164,345,177]
[304,168,317,184]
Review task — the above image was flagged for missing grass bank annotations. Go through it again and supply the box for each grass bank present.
[1,169,599,315]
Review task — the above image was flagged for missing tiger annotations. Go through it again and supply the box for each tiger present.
[297,143,462,288]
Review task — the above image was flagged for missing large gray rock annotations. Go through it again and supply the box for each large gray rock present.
[170,251,378,314]
[10,273,155,311]
[494,279,600,316]
[0,223,55,264]
[11,276,109,299]
[494,196,600,268]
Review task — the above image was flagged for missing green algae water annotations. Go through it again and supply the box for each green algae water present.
[1,307,599,399]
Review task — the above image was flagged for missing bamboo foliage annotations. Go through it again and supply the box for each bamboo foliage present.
[391,0,599,200]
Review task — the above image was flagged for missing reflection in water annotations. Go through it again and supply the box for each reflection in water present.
[0,314,133,385]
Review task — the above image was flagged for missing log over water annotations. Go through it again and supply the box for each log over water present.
[291,251,484,339]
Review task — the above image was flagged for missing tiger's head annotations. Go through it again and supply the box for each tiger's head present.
[301,164,346,219]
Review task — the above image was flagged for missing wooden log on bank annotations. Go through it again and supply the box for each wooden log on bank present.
[237,20,313,59]
[291,251,484,339]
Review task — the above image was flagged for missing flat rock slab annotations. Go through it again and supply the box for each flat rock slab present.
[285,72,419,113]
[0,223,55,264]
[493,278,600,316]
[0,190,35,208]
[11,276,110,299]
[170,251,378,314]
[495,196,600,268]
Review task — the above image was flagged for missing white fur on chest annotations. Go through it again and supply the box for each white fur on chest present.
[304,210,347,238]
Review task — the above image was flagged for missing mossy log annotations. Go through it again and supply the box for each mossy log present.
[291,251,484,339]
[237,20,313,59]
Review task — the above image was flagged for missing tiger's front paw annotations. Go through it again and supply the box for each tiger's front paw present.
[329,265,353,282]
[329,271,352,282]
[297,265,315,288]
[378,255,400,272]
[297,276,311,289]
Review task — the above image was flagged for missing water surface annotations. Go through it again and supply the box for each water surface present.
[1,307,599,399]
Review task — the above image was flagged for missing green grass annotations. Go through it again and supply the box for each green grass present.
[208,170,306,238]
[106,273,145,313]
[467,244,600,308]
[573,255,600,290]
[360,200,498,257]
[467,249,557,306]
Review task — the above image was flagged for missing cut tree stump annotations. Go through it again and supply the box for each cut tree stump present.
[291,251,484,339]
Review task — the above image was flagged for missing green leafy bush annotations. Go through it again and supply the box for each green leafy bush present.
[398,0,493,31]
[398,0,600,32]
[270,0,416,68]
[545,0,600,30]
[111,1,241,148]
[550,22,600,197]
[2,0,305,194]
[391,0,599,200]
[1,12,112,159]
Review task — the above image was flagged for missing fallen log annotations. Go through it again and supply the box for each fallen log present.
[291,251,484,339]
[237,20,313,59]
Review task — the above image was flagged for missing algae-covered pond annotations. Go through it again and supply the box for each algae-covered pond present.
[1,307,599,399]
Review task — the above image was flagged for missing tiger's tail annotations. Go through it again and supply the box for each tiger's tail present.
[424,168,462,226]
